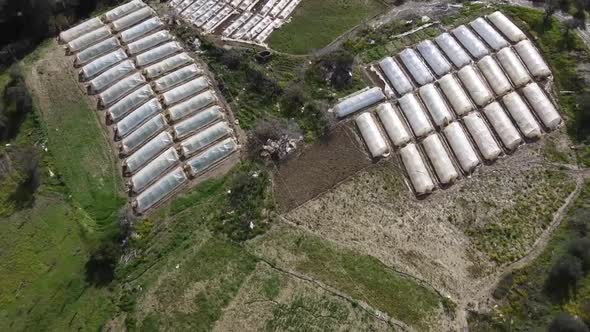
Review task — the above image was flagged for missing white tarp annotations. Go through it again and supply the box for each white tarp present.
[470,17,509,51]
[418,84,453,127]
[133,167,187,214]
[111,7,155,32]
[107,85,154,122]
[333,87,385,118]
[376,103,411,147]
[477,55,512,96]
[514,40,551,79]
[173,105,224,139]
[496,47,531,87]
[105,0,147,22]
[521,83,561,130]
[443,122,480,173]
[127,30,173,55]
[502,92,542,138]
[457,65,493,107]
[80,49,128,80]
[463,113,502,161]
[99,72,147,107]
[115,98,164,138]
[60,18,104,43]
[233,14,263,40]
[378,57,413,96]
[120,17,163,43]
[135,41,183,67]
[452,25,489,59]
[398,93,434,138]
[153,64,203,93]
[400,143,435,195]
[144,53,194,78]
[435,33,471,68]
[356,112,390,158]
[130,147,180,194]
[223,12,253,37]
[88,60,136,94]
[161,76,209,106]
[422,133,458,185]
[399,48,435,86]
[482,102,522,150]
[120,114,168,155]
[438,74,474,116]
[67,26,112,53]
[416,40,452,77]
[487,11,527,43]
[75,37,120,66]
[124,131,174,174]
[186,138,238,177]
[180,122,232,157]
[168,90,217,121]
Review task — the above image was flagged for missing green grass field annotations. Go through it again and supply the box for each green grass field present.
[268,0,387,54]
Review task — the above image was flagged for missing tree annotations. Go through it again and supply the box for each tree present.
[545,255,584,301]
[548,313,590,332]
[568,238,590,272]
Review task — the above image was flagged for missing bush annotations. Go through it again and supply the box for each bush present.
[548,313,590,332]
[545,255,584,302]
[0,66,32,140]
[568,238,590,272]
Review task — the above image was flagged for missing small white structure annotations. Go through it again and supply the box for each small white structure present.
[88,60,136,94]
[399,48,435,85]
[422,134,459,185]
[333,87,386,118]
[452,25,490,59]
[443,122,480,173]
[398,93,434,138]
[120,17,163,44]
[496,47,531,87]
[153,65,203,93]
[185,138,238,177]
[376,103,412,147]
[59,18,104,43]
[438,74,474,116]
[400,143,435,195]
[173,105,224,139]
[99,73,147,108]
[144,53,194,79]
[75,37,120,66]
[124,131,174,174]
[521,83,561,130]
[457,65,494,107]
[416,40,452,77]
[418,84,453,127]
[127,31,173,55]
[107,85,155,122]
[356,112,390,158]
[80,49,128,80]
[130,147,179,194]
[482,102,523,150]
[161,77,209,106]
[435,33,472,68]
[115,99,164,138]
[463,113,502,161]
[378,57,413,96]
[135,41,183,67]
[477,55,512,97]
[104,0,147,22]
[167,90,217,121]
[180,122,232,157]
[67,26,112,53]
[133,167,188,214]
[487,11,527,43]
[120,114,168,155]
[470,17,509,50]
[514,40,551,79]
[111,7,155,32]
[502,92,542,139]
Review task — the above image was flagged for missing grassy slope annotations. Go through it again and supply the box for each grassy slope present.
[268,0,387,54]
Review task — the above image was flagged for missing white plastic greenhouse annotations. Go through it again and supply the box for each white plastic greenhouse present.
[105,0,147,22]
[398,93,434,138]
[463,113,502,161]
[496,47,531,87]
[135,42,183,67]
[173,105,224,139]
[75,37,120,66]
[124,131,174,174]
[416,40,452,77]
[60,18,104,43]
[67,26,112,53]
[482,102,522,150]
[438,74,474,116]
[521,83,561,130]
[144,53,193,79]
[107,85,154,122]
[378,57,413,96]
[80,49,128,80]
[130,147,179,194]
[153,64,203,93]
[399,143,435,195]
[120,114,168,155]
[476,55,512,96]
[376,103,411,147]
[356,112,390,158]
[514,40,551,79]
[180,122,232,157]
[333,87,385,118]
[470,18,509,51]
[443,122,480,173]
[422,133,459,185]
[133,167,187,214]
[457,65,494,107]
[115,98,164,138]
[399,48,435,86]
[127,30,173,55]
[99,72,147,107]
[111,7,155,32]
[434,33,472,68]
[502,92,542,139]
[487,11,527,43]
[452,25,489,59]
[418,84,453,127]
[88,60,136,94]
[120,17,163,44]
[186,138,238,177]
[161,76,209,106]
[167,90,217,121]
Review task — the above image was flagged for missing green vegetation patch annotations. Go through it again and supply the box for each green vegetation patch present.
[268,0,387,55]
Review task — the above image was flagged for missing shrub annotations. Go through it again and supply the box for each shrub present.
[567,238,590,272]
[545,255,584,302]
[548,313,590,332]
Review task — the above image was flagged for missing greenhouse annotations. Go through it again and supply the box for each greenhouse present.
[88,60,136,94]
[434,33,472,69]
[482,102,522,150]
[438,74,474,116]
[521,83,561,130]
[127,31,173,55]
[67,26,112,53]
[476,55,512,96]
[502,92,542,139]
[333,87,386,118]
[111,7,155,32]
[514,40,551,79]
[99,73,147,108]
[416,40,452,77]
[470,18,509,51]
[107,85,154,122]
[167,90,217,121]
[161,76,209,106]
[378,57,413,96]
[105,0,147,22]
[144,53,194,79]
[153,64,203,93]
[422,133,459,185]
[75,37,120,66]
[452,25,489,59]
[356,112,390,158]
[376,103,411,147]
[120,17,163,44]
[186,138,238,177]
[180,122,232,157]
[399,48,435,86]
[135,41,183,67]
[443,122,480,173]
[400,143,435,195]
[120,114,168,155]
[130,148,180,194]
[463,113,502,161]
[457,65,493,107]
[133,167,188,214]
[496,47,531,87]
[80,49,128,80]
[487,11,527,43]
[398,93,434,138]
[173,105,224,139]
[59,17,104,43]
[418,84,453,127]
[115,98,164,138]
[124,131,174,174]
